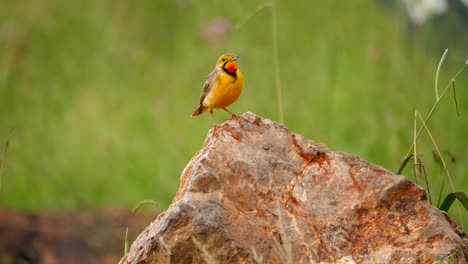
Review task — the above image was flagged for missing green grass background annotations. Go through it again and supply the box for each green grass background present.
[0,0,467,227]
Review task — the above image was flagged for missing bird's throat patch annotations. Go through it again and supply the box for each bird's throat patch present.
[224,61,237,74]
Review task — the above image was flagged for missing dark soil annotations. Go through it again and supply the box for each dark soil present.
[0,207,156,264]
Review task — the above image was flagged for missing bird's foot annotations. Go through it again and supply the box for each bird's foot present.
[230,114,251,129]
[230,114,241,120]
[211,125,222,137]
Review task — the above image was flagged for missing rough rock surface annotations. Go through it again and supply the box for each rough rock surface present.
[121,112,467,264]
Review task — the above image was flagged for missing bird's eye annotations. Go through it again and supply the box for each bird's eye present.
[221,58,226,62]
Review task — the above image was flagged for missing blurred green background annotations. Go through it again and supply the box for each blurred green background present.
[0,0,467,227]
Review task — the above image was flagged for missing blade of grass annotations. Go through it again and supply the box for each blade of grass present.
[192,237,218,264]
[251,246,263,264]
[452,81,460,117]
[418,158,432,205]
[0,130,14,192]
[412,110,418,184]
[434,49,448,101]
[271,1,284,124]
[132,199,158,214]
[437,176,446,208]
[439,192,468,212]
[432,149,447,207]
[443,151,456,163]
[234,2,273,30]
[432,150,443,172]
[415,110,463,228]
[433,150,456,173]
[235,1,284,124]
[396,154,413,175]
[273,202,293,264]
[403,59,468,161]
[415,111,455,197]
[124,227,129,255]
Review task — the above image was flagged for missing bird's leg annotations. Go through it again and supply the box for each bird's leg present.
[222,108,240,120]
[209,109,221,136]
[223,107,247,129]
[209,108,217,126]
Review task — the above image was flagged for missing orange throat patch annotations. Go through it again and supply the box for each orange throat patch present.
[224,61,237,74]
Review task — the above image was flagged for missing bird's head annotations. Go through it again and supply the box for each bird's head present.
[216,54,239,74]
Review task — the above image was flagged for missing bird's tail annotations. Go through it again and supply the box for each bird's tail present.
[191,105,207,116]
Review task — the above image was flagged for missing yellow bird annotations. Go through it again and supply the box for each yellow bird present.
[191,54,244,127]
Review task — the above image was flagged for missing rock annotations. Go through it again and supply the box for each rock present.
[120,112,467,264]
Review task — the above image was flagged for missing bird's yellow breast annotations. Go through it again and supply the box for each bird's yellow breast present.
[204,70,243,109]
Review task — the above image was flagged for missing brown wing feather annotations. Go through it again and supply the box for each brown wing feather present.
[199,70,217,104]
[191,69,218,116]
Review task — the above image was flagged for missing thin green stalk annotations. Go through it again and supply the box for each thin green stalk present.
[403,63,468,160]
[0,130,14,192]
[234,1,284,124]
[434,49,448,101]
[234,2,273,30]
[452,81,460,117]
[412,111,418,184]
[132,199,158,214]
[437,177,445,208]
[415,110,463,229]
[192,237,218,264]
[271,1,284,124]
[124,227,129,255]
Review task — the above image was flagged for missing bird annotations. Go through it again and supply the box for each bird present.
[191,54,244,129]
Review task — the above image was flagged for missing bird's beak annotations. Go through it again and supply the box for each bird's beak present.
[231,55,239,61]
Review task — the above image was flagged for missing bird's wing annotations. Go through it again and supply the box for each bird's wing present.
[199,70,217,105]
